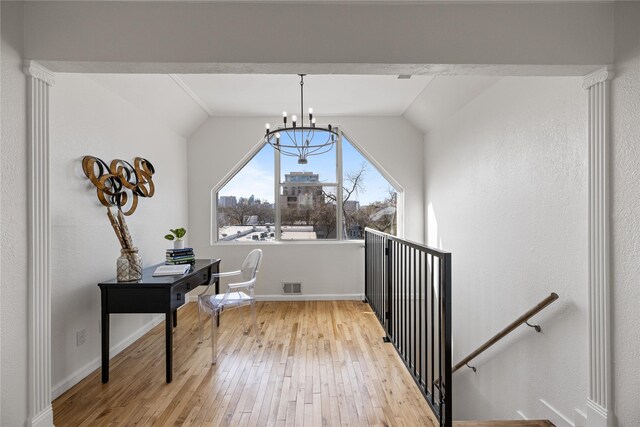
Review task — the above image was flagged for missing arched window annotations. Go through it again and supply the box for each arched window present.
[213,128,401,242]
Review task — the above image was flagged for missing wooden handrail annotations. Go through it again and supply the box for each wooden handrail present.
[452,292,559,373]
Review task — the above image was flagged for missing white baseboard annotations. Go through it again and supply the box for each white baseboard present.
[51,314,164,400]
[28,405,54,427]
[519,402,587,427]
[574,408,588,427]
[539,399,575,427]
[257,293,364,301]
[187,293,364,303]
[586,399,610,427]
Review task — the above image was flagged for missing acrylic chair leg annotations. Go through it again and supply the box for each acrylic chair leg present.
[251,301,262,347]
[240,306,248,335]
[211,310,218,365]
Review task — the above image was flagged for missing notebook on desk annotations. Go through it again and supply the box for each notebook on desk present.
[153,264,190,276]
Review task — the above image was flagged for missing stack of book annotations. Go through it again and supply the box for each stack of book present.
[165,248,195,265]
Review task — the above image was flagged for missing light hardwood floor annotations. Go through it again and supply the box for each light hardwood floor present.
[53,300,440,426]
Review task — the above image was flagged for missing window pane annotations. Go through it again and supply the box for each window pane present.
[342,136,397,238]
[279,184,338,240]
[217,144,275,242]
[280,132,337,183]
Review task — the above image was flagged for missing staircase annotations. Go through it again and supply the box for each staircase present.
[364,230,559,427]
[453,421,555,426]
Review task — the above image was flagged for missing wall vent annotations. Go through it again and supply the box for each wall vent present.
[283,282,302,294]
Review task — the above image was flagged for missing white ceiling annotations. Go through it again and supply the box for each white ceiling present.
[87,74,211,138]
[179,74,434,117]
[87,72,504,139]
[87,73,435,138]
[404,76,502,135]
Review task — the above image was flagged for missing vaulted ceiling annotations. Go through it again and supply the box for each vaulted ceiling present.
[86,73,501,139]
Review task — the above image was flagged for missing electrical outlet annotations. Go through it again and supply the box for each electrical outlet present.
[76,329,86,346]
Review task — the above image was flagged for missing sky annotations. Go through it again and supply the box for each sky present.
[218,133,395,205]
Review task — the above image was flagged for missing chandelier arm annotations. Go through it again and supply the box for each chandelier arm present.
[267,141,315,150]
[268,143,301,150]
[266,127,338,139]
[304,137,335,151]
[264,137,302,157]
[304,144,335,156]
[266,129,337,149]
[266,137,334,150]
[284,129,298,147]
[278,150,300,157]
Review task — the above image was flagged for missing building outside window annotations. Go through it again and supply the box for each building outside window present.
[214,129,399,242]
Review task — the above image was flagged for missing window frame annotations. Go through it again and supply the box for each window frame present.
[211,126,404,244]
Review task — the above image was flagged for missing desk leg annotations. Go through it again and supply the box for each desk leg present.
[173,309,177,328]
[166,311,173,383]
[101,297,109,383]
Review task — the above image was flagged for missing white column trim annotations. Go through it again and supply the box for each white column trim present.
[583,66,614,427]
[24,60,56,427]
[25,61,56,87]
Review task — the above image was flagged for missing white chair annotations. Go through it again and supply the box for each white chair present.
[197,249,262,364]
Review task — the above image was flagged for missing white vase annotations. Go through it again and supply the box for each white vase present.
[174,239,185,249]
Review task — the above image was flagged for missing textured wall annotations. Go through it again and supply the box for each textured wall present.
[424,77,588,422]
[0,2,29,424]
[187,116,424,298]
[612,3,640,426]
[49,73,189,396]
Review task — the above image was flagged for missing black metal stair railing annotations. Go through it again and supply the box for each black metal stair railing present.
[364,228,452,427]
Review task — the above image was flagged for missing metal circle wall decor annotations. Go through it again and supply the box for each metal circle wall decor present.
[82,155,156,215]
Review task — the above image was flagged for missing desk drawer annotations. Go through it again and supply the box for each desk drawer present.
[107,288,167,313]
[170,271,209,310]
[185,270,209,290]
[170,287,186,310]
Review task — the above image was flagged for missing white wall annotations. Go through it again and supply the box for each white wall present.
[187,116,423,298]
[1,2,29,425]
[23,2,612,74]
[49,73,189,397]
[612,3,640,426]
[424,77,588,422]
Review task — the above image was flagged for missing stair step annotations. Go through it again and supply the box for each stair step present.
[453,421,555,427]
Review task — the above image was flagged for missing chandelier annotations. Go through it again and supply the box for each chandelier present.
[264,74,338,164]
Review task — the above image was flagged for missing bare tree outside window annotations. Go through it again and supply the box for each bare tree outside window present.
[327,162,397,239]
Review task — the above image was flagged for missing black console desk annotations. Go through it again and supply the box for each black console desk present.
[98,258,220,383]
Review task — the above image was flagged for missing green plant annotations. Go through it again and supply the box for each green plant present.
[164,227,186,241]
